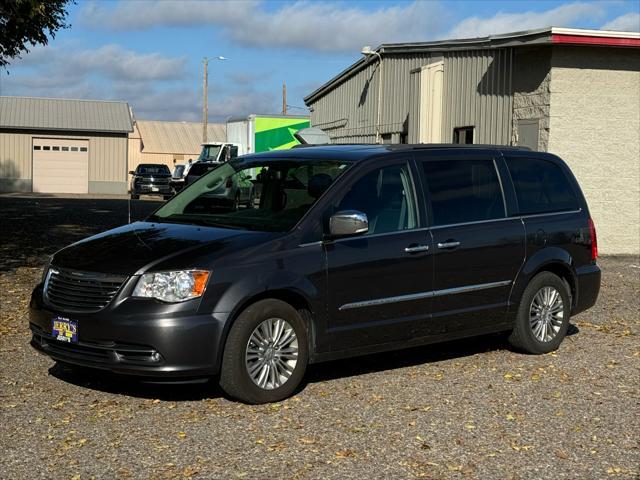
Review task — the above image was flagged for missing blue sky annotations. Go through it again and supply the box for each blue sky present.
[1,0,638,122]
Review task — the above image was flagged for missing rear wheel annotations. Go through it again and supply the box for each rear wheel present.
[220,299,308,404]
[508,271,571,354]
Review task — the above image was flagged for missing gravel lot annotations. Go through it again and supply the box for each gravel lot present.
[0,196,638,479]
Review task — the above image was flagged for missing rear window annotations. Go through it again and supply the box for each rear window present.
[422,159,505,226]
[188,163,218,176]
[506,158,579,215]
[136,164,170,175]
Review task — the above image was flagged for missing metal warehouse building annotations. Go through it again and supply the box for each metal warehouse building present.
[304,27,640,254]
[128,120,226,173]
[0,96,132,194]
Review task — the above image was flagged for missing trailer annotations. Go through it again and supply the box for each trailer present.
[226,114,310,155]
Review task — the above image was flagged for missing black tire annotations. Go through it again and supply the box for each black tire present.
[508,271,571,354]
[130,194,139,200]
[163,195,172,200]
[219,299,309,404]
[233,192,240,210]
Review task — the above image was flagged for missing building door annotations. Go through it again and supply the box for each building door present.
[419,61,444,143]
[32,138,89,194]
[517,119,540,151]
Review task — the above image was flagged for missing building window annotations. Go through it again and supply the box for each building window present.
[453,126,474,144]
[33,146,41,150]
[42,146,51,151]
[70,147,79,152]
[80,147,88,152]
[52,146,60,151]
[61,146,69,151]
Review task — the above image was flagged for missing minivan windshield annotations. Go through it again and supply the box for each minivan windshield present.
[150,158,349,232]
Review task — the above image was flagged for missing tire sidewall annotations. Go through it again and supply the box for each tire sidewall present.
[517,272,571,354]
[221,299,309,404]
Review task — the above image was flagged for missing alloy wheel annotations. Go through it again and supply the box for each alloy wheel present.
[245,318,299,390]
[529,286,564,342]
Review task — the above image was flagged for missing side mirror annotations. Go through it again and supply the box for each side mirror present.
[329,210,368,237]
[129,170,135,175]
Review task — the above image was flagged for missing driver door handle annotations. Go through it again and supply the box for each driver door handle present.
[405,244,430,253]
[437,241,461,249]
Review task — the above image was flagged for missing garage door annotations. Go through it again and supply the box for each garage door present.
[33,138,89,194]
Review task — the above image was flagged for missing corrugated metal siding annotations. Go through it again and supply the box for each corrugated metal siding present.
[407,70,421,143]
[135,120,225,154]
[0,96,132,133]
[89,136,127,182]
[309,54,431,143]
[442,49,513,144]
[308,48,514,145]
[0,130,127,189]
[0,131,31,179]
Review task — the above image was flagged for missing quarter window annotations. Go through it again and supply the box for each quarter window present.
[506,158,578,214]
[422,159,505,226]
[336,163,418,235]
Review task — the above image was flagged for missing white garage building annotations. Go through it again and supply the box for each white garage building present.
[0,96,133,194]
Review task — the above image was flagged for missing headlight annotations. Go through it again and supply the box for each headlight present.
[132,270,210,303]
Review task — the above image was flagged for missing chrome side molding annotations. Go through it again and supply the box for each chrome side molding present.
[338,280,512,311]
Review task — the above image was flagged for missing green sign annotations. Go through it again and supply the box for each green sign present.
[254,117,310,152]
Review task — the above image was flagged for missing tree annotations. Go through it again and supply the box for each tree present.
[0,0,74,69]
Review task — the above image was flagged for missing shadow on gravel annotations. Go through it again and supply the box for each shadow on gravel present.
[48,363,224,401]
[47,333,511,402]
[0,196,161,273]
[305,333,507,385]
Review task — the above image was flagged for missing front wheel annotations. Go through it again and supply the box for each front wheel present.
[508,271,571,354]
[219,299,309,404]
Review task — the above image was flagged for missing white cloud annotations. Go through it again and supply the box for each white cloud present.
[8,43,187,82]
[79,0,448,53]
[601,12,640,32]
[447,2,605,38]
[2,42,277,122]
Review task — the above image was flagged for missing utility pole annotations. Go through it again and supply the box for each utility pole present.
[202,57,208,144]
[282,82,287,115]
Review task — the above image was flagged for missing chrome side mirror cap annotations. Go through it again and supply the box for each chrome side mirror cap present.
[329,210,369,237]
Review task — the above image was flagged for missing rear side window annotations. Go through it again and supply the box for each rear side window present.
[506,158,578,215]
[422,159,505,226]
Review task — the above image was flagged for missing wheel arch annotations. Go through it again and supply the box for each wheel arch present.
[512,247,578,310]
[215,288,317,371]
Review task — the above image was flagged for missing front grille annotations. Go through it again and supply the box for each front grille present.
[44,268,127,313]
[139,177,170,185]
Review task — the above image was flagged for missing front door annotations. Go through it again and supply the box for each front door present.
[325,157,434,351]
[417,153,525,332]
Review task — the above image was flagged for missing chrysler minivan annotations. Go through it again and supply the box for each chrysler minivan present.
[30,145,601,404]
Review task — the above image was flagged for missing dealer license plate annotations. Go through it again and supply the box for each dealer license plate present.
[151,187,159,192]
[52,317,78,343]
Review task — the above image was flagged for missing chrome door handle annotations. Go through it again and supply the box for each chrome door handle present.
[437,241,461,249]
[405,245,430,253]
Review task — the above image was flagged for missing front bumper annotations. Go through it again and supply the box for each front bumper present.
[29,284,229,378]
[132,184,173,196]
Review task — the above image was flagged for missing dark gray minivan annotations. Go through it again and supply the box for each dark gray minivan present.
[30,145,600,403]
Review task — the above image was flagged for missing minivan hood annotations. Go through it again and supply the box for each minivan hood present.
[52,221,274,275]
